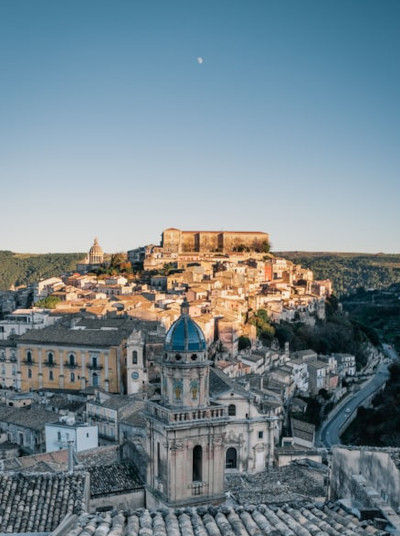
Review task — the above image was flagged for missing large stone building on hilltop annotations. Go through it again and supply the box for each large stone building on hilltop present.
[161,228,270,254]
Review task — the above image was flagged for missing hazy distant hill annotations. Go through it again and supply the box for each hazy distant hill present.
[0,251,85,291]
[275,252,400,296]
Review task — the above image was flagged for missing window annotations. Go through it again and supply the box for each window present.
[57,431,61,441]
[191,354,198,361]
[28,368,32,379]
[258,431,263,439]
[69,354,75,366]
[70,372,75,382]
[228,404,236,416]
[193,445,202,482]
[92,372,99,387]
[226,447,237,469]
[92,356,98,368]
[48,352,54,365]
[26,351,32,363]
[175,354,182,361]
[49,370,54,381]
[132,351,138,365]
[157,442,161,478]
[86,432,89,438]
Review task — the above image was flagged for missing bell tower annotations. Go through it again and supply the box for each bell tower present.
[161,299,209,408]
[146,299,228,508]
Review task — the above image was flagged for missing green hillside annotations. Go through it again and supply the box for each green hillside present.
[276,252,400,296]
[0,251,85,291]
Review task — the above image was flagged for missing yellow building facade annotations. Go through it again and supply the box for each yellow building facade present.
[16,318,138,393]
[18,344,122,393]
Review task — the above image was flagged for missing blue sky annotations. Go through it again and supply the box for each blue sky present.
[0,0,399,253]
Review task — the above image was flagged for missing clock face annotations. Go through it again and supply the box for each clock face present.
[131,371,139,380]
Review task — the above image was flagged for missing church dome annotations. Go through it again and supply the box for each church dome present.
[89,237,104,264]
[165,299,206,352]
[89,237,103,256]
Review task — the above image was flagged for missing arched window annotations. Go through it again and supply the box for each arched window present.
[191,354,198,361]
[70,372,75,382]
[26,351,32,364]
[28,369,32,379]
[193,445,202,482]
[132,350,138,365]
[226,447,237,469]
[49,370,54,381]
[228,404,236,416]
[48,352,53,365]
[175,354,182,361]
[69,354,75,366]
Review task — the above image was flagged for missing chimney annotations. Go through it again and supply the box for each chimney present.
[67,440,75,473]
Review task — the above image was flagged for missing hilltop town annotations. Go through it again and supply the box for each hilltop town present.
[0,228,398,535]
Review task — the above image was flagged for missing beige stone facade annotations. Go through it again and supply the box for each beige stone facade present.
[161,228,269,254]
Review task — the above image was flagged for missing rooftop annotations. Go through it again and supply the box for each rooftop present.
[0,405,59,431]
[89,462,143,497]
[226,463,329,505]
[0,471,86,533]
[18,317,137,348]
[87,394,135,411]
[66,503,388,536]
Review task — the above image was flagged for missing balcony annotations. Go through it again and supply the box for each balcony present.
[191,481,208,496]
[43,361,56,368]
[10,357,17,363]
[87,364,103,371]
[23,360,34,365]
[64,362,78,369]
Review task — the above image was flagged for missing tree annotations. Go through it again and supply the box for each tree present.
[34,296,62,309]
[238,336,251,351]
[249,309,275,342]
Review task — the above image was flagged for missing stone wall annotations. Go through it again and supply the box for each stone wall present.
[331,446,400,512]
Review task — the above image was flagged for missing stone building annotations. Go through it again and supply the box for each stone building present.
[0,406,59,454]
[161,228,270,254]
[16,317,141,393]
[146,299,228,507]
[0,338,18,389]
[209,367,277,472]
[86,395,136,441]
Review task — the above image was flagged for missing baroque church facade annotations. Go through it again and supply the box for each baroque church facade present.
[146,300,277,508]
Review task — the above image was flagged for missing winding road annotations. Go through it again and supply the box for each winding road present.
[318,344,398,448]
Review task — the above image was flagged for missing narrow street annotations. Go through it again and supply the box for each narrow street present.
[318,344,398,448]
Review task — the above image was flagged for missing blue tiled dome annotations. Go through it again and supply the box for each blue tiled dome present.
[165,300,206,352]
